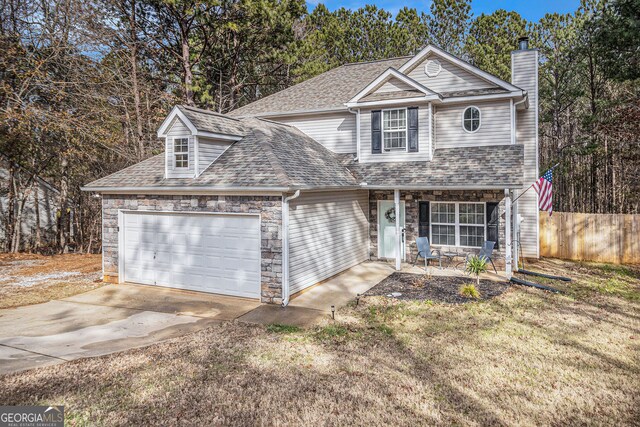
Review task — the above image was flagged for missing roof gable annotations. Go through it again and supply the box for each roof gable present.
[157,105,247,140]
[399,45,521,92]
[346,68,440,106]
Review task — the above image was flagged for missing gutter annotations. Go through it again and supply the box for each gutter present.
[281,189,301,306]
[361,184,526,190]
[80,186,292,195]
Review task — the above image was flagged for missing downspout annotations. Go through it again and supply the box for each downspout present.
[347,108,360,161]
[512,96,527,145]
[281,189,301,307]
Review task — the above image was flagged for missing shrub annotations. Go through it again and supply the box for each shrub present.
[460,283,481,299]
[466,255,488,285]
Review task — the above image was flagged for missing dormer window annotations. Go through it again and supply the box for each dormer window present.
[174,138,189,168]
[383,108,407,151]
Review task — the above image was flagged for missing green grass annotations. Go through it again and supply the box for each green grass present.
[266,324,302,334]
[314,325,349,341]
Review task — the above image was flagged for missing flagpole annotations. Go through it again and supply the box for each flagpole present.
[511,162,560,204]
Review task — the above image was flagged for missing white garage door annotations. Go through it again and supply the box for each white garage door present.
[122,212,261,298]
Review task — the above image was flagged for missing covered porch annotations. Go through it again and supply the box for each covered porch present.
[369,188,520,278]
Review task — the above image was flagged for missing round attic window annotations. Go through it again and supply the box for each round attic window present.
[424,59,442,77]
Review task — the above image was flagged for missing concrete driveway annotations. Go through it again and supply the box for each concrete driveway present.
[0,283,260,375]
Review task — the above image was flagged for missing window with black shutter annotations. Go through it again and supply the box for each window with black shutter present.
[486,202,500,249]
[408,107,419,152]
[419,202,430,237]
[371,110,382,154]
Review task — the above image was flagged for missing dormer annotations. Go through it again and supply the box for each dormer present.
[157,105,247,178]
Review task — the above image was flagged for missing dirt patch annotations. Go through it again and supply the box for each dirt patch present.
[364,272,510,303]
[0,253,103,309]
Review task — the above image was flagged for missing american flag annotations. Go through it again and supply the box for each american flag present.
[533,168,553,216]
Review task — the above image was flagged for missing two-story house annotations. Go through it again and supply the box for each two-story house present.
[84,40,539,305]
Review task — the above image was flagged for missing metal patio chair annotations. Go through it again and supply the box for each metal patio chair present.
[413,237,442,269]
[465,240,497,274]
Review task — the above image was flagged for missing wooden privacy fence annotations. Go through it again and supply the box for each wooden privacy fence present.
[539,212,640,264]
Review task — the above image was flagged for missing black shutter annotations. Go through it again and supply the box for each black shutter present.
[419,202,430,238]
[486,202,499,249]
[408,107,419,152]
[371,110,382,154]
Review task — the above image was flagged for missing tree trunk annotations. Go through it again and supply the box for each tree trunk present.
[129,0,145,160]
[4,164,16,252]
[33,180,41,251]
[58,156,69,254]
[181,23,195,106]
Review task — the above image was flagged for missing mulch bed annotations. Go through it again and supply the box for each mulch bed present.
[364,272,510,304]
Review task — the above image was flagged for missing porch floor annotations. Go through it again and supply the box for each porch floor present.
[379,259,507,282]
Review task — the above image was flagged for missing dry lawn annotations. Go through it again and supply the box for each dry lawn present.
[1,258,639,426]
[0,253,103,308]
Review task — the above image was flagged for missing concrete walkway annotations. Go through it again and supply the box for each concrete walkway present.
[237,262,394,327]
[0,262,394,375]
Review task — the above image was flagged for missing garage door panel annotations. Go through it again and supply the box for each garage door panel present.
[123,212,261,298]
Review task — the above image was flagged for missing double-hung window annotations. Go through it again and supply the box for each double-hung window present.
[174,138,189,168]
[431,203,456,245]
[382,108,407,151]
[430,202,486,248]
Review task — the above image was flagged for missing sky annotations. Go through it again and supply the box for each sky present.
[306,0,582,22]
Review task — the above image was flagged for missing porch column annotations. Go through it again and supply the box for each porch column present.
[394,189,401,271]
[504,189,513,279]
[512,196,520,272]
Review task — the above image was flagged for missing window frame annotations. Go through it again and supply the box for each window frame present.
[461,106,481,134]
[381,107,408,152]
[429,201,487,248]
[173,137,189,169]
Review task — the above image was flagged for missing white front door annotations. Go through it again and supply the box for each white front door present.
[122,212,261,298]
[378,200,405,259]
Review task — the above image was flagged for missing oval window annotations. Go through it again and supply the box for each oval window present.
[463,106,480,132]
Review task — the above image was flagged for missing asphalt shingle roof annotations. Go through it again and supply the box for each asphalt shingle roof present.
[344,145,524,188]
[177,105,249,136]
[85,118,360,190]
[228,57,411,117]
[360,90,423,102]
[440,88,510,98]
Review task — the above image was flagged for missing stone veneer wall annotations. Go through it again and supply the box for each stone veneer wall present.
[369,190,507,267]
[102,194,283,304]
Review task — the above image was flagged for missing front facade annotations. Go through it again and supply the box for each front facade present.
[85,41,539,304]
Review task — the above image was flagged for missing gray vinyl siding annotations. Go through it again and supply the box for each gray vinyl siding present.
[512,50,539,258]
[360,105,431,163]
[376,78,415,93]
[197,137,232,174]
[406,54,495,92]
[275,113,356,153]
[288,190,369,294]
[435,100,511,148]
[165,117,195,178]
